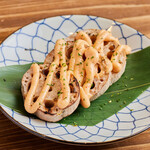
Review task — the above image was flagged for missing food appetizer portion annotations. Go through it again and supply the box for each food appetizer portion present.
[21,28,131,122]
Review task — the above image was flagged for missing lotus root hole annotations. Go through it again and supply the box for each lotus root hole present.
[91,35,97,44]
[107,51,113,59]
[73,95,76,98]
[28,82,31,91]
[55,108,59,112]
[104,41,109,46]
[56,71,60,79]
[42,69,49,76]
[109,45,115,51]
[97,65,101,73]
[82,53,86,61]
[100,78,104,82]
[49,86,52,92]
[69,83,75,93]
[33,96,38,102]
[45,100,54,109]
[90,82,95,89]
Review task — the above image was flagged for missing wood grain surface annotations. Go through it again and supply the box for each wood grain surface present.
[0,0,150,149]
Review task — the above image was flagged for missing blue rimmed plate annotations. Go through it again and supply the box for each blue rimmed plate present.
[0,15,150,145]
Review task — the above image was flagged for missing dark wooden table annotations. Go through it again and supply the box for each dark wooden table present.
[0,0,150,149]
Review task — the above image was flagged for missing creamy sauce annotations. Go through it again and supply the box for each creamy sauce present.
[111,45,131,73]
[75,31,92,46]
[24,63,40,113]
[24,28,131,112]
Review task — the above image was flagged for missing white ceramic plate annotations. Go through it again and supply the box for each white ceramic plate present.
[0,15,150,145]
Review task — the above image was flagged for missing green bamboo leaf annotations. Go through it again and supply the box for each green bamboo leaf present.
[0,47,150,126]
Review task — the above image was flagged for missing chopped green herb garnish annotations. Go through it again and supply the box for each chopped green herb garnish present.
[91,56,94,59]
[110,94,114,97]
[62,63,66,67]
[99,107,102,110]
[117,93,121,95]
[78,53,82,56]
[58,51,62,56]
[108,100,112,103]
[57,91,63,96]
[116,99,120,102]
[87,78,90,82]
[3,78,6,82]
[125,76,128,79]
[123,101,126,104]
[47,83,55,86]
[80,72,83,76]
[72,122,78,126]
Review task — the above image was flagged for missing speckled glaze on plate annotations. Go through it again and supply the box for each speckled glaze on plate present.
[0,15,150,145]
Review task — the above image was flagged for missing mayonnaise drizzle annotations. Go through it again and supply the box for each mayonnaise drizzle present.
[25,28,131,112]
[83,47,99,97]
[111,45,131,73]
[72,40,89,85]
[75,31,92,46]
[57,40,70,109]
[24,63,40,113]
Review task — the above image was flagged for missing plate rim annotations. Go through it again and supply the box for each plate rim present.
[1,105,149,146]
[0,14,150,146]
